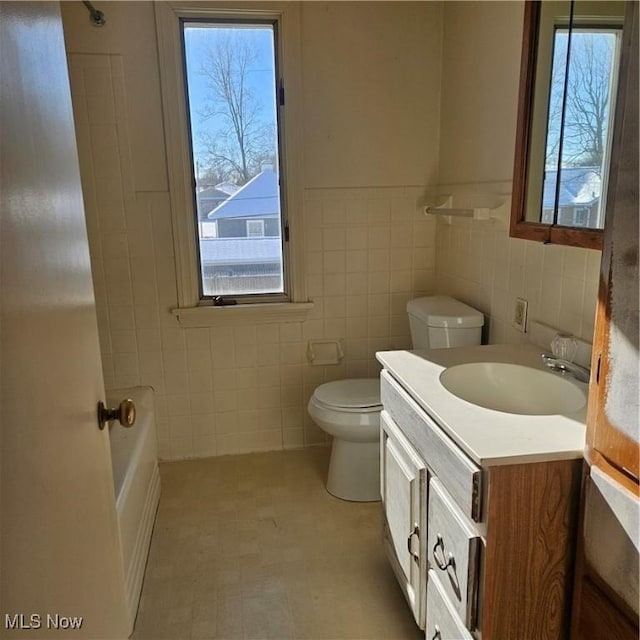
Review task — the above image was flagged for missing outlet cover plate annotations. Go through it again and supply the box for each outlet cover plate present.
[514,298,528,332]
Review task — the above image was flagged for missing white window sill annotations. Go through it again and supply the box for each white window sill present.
[171,301,314,328]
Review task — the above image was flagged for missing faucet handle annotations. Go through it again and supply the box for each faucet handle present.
[551,333,578,362]
[541,353,590,383]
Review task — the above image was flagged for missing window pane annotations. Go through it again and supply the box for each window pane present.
[552,28,620,229]
[182,22,284,297]
[541,29,570,225]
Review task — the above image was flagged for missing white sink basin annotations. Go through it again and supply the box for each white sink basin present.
[439,362,587,415]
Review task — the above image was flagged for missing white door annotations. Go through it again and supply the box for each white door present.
[0,2,128,638]
[380,410,427,628]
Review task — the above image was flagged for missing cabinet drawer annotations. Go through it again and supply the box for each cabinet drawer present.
[380,370,482,521]
[428,478,480,630]
[426,569,473,640]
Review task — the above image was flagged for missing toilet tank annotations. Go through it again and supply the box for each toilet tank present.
[407,296,484,349]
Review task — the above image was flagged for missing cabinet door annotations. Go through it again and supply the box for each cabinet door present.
[571,7,640,637]
[587,1,639,481]
[380,410,427,627]
[576,577,638,640]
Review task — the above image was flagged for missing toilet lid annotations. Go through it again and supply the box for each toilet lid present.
[314,379,381,409]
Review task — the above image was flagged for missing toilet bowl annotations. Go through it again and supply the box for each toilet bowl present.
[307,296,485,503]
[308,379,382,502]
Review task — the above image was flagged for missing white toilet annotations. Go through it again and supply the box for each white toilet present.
[307,296,484,502]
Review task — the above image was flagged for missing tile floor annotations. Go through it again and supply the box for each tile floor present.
[133,447,423,640]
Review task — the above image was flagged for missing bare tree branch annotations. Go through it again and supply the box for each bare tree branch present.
[546,31,616,170]
[196,32,276,185]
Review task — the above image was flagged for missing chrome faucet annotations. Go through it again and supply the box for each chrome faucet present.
[541,353,590,383]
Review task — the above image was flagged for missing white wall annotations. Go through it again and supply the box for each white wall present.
[61,0,167,192]
[439,1,523,186]
[435,1,601,345]
[302,1,442,188]
[61,1,443,460]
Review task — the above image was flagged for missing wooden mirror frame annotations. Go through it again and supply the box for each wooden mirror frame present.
[511,1,604,251]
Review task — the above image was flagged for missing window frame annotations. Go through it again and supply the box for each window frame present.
[155,1,311,326]
[510,1,624,250]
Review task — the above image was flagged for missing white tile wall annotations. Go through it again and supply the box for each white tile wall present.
[435,214,601,345]
[68,53,437,461]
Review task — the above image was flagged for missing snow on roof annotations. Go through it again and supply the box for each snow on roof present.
[214,182,240,195]
[207,167,280,221]
[199,237,282,266]
[542,166,601,209]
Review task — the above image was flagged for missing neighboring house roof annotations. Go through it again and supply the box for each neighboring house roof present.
[199,237,282,266]
[197,186,229,220]
[199,186,229,199]
[214,182,240,195]
[542,166,601,210]
[208,167,280,221]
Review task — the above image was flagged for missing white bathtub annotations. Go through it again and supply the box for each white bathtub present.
[107,386,161,634]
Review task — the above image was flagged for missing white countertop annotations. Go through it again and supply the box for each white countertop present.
[376,343,587,467]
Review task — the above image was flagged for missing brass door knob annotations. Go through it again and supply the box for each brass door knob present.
[97,399,136,430]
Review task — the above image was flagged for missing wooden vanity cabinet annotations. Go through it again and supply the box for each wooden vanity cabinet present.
[480,460,581,639]
[380,370,582,639]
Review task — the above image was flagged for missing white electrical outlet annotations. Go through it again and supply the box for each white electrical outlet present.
[514,298,528,332]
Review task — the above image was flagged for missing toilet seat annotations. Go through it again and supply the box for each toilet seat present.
[308,378,382,440]
[311,397,381,414]
[312,379,382,413]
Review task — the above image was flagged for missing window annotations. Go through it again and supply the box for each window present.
[543,26,621,230]
[200,220,218,238]
[571,206,590,227]
[182,20,285,299]
[511,1,626,249]
[156,3,310,325]
[246,220,265,237]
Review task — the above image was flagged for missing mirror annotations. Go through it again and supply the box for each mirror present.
[511,0,626,249]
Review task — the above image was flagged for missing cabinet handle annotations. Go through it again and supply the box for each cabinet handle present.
[433,533,455,571]
[407,524,420,565]
[431,624,442,640]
